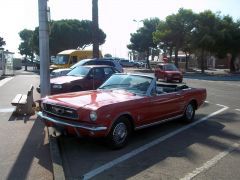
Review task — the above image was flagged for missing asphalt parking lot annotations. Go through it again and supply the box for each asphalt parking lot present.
[1,68,240,180]
[55,76,240,180]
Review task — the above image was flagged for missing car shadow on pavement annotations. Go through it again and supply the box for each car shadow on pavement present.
[58,111,240,179]
[100,112,240,179]
[6,116,52,180]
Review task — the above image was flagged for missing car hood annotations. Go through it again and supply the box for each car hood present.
[44,89,142,110]
[50,75,84,84]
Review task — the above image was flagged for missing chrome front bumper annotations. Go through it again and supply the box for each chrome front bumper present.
[37,111,107,132]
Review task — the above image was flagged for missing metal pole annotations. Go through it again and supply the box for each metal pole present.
[38,0,50,97]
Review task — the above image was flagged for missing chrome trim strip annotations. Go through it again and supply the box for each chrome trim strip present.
[37,111,107,131]
[135,114,183,130]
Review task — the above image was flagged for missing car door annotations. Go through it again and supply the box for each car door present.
[139,89,184,126]
[92,67,105,89]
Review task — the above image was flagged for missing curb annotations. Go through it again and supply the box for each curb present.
[47,127,65,180]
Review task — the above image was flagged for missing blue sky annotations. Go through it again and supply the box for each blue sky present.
[0,0,239,58]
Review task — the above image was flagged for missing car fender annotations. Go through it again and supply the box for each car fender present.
[106,111,135,134]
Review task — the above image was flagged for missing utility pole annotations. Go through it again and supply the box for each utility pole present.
[38,0,50,97]
[92,0,99,58]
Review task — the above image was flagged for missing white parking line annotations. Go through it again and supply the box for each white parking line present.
[180,143,239,180]
[83,104,229,180]
[235,109,240,112]
[0,77,13,87]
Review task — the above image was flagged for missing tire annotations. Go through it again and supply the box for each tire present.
[183,102,195,122]
[107,117,131,149]
[179,79,183,83]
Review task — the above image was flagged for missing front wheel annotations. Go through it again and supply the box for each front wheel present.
[107,117,131,149]
[183,103,195,122]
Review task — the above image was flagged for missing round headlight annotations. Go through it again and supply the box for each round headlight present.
[90,111,97,121]
[52,84,62,89]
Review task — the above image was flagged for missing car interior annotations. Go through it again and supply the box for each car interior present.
[156,83,189,94]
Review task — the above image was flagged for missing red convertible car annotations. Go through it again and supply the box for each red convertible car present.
[38,73,206,149]
[154,63,183,83]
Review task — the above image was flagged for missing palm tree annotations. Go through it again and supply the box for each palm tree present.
[92,0,99,58]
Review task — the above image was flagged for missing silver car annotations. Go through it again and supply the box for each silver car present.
[50,58,123,78]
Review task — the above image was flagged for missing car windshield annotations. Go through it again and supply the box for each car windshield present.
[99,74,153,95]
[164,64,178,71]
[67,66,90,77]
[54,55,69,65]
[70,59,92,69]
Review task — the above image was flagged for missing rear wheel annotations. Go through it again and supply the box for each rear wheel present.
[107,117,131,149]
[183,102,195,122]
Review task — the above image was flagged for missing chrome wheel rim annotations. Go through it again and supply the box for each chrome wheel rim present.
[186,104,194,120]
[112,122,127,144]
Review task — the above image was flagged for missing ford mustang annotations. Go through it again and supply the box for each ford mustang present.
[38,73,206,149]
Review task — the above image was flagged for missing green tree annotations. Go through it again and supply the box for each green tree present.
[128,18,160,69]
[0,36,6,47]
[191,10,219,73]
[18,29,34,60]
[92,0,99,58]
[32,19,106,56]
[214,15,240,72]
[153,8,196,67]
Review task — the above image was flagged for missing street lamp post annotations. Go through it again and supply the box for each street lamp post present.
[38,0,50,97]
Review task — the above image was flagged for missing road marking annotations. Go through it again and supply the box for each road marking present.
[0,77,14,87]
[83,104,229,180]
[235,109,240,112]
[204,101,209,103]
[0,108,15,113]
[180,143,239,180]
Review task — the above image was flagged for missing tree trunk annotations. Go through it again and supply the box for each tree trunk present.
[169,46,173,63]
[92,0,99,58]
[229,53,236,72]
[201,48,205,73]
[174,47,179,67]
[185,52,189,71]
[146,51,151,69]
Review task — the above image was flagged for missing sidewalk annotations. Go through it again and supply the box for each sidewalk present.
[0,68,53,179]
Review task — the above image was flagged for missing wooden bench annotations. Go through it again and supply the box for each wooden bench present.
[11,85,35,115]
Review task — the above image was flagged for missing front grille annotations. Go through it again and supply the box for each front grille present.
[43,103,79,120]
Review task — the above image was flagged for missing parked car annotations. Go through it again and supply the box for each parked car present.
[47,65,119,94]
[50,58,123,78]
[38,73,206,149]
[118,59,135,67]
[154,63,183,83]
